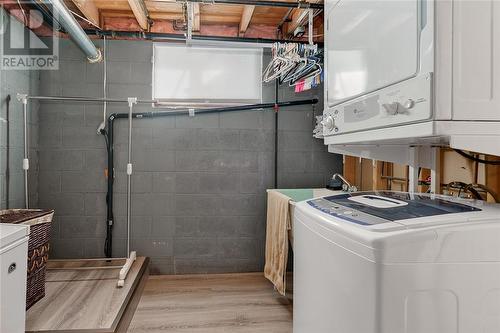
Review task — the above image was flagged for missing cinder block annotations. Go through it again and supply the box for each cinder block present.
[152,172,175,193]
[175,194,218,216]
[61,171,107,193]
[130,62,152,84]
[220,110,262,129]
[107,61,132,84]
[175,113,219,129]
[49,239,85,259]
[39,193,85,215]
[152,216,175,238]
[131,238,173,257]
[62,126,104,149]
[239,173,261,194]
[85,61,104,84]
[195,129,240,150]
[174,238,217,258]
[108,40,153,62]
[176,151,219,172]
[236,216,260,237]
[84,238,105,258]
[59,216,106,239]
[279,109,314,131]
[84,149,107,171]
[174,258,238,274]
[39,150,84,171]
[174,173,199,194]
[198,173,239,194]
[149,257,175,275]
[38,171,62,194]
[84,193,107,216]
[280,131,314,152]
[216,238,257,259]
[108,84,151,100]
[239,129,274,151]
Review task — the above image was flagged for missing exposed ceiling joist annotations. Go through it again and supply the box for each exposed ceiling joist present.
[70,0,101,28]
[286,0,321,35]
[239,5,255,35]
[127,0,150,30]
[192,3,200,32]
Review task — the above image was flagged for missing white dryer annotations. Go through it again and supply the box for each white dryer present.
[293,191,500,333]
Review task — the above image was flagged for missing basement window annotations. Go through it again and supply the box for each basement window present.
[153,44,263,107]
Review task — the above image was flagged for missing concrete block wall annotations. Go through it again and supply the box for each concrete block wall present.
[0,9,40,209]
[36,39,342,274]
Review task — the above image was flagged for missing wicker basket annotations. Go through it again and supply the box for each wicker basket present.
[0,209,54,310]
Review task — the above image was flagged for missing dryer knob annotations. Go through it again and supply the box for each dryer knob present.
[321,115,335,131]
[403,99,415,109]
[383,102,400,115]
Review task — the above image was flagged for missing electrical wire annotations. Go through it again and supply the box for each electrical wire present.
[16,0,28,26]
[454,149,500,165]
[69,9,101,29]
[103,35,107,125]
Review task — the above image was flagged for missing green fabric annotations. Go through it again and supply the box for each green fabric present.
[276,189,315,202]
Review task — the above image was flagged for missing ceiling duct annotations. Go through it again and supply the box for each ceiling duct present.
[44,0,102,63]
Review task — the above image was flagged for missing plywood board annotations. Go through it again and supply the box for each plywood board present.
[26,257,149,333]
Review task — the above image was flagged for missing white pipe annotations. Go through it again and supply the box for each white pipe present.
[45,0,102,63]
[22,96,29,208]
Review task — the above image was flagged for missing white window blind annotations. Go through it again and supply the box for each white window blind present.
[153,44,263,106]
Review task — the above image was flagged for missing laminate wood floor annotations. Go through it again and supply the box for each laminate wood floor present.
[26,257,149,333]
[128,273,293,333]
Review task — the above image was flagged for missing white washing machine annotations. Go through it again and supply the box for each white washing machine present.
[293,191,500,333]
[0,224,30,333]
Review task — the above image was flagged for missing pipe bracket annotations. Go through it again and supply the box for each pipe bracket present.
[128,97,138,107]
[17,93,28,105]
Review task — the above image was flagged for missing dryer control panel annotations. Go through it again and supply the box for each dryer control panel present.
[324,74,433,137]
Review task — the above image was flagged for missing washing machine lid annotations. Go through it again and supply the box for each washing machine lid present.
[307,191,482,230]
[0,224,30,249]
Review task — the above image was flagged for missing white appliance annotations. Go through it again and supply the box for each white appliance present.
[0,224,30,333]
[323,0,500,156]
[294,191,500,333]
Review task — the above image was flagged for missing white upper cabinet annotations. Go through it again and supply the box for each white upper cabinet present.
[452,0,500,121]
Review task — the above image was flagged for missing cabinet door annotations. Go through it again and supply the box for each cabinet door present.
[325,0,420,107]
[453,0,500,120]
[0,239,28,333]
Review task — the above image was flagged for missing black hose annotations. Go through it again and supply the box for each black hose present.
[5,95,10,209]
[454,149,500,165]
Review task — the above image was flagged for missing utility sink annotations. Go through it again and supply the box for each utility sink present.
[267,188,343,249]
[273,188,339,204]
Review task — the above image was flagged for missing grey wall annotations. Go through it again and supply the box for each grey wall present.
[0,9,40,209]
[36,39,342,274]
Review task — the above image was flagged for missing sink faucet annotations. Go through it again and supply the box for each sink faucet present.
[332,174,358,193]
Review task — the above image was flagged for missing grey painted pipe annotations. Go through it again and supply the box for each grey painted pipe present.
[45,0,102,63]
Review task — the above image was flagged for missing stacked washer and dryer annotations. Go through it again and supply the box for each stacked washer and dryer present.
[293,191,500,333]
[296,0,500,331]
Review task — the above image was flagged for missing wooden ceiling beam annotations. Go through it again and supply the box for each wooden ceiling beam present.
[70,0,101,28]
[127,0,150,30]
[286,0,321,35]
[192,3,200,32]
[239,5,255,36]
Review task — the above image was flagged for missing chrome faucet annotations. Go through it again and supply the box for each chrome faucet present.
[332,173,358,193]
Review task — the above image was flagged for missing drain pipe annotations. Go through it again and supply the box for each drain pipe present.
[45,0,102,63]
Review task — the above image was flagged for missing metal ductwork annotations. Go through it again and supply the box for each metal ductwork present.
[44,0,102,63]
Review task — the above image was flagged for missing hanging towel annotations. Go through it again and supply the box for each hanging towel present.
[264,190,292,296]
